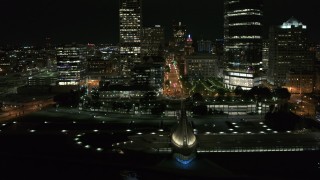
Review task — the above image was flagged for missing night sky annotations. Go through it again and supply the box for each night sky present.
[1,0,319,46]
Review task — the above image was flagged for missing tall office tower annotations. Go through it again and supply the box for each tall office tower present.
[56,45,82,86]
[213,39,225,77]
[141,25,165,57]
[315,45,320,93]
[197,40,212,53]
[184,34,194,56]
[316,44,320,61]
[86,44,106,75]
[186,54,216,81]
[262,40,269,71]
[213,39,224,56]
[0,50,10,75]
[119,0,142,78]
[223,0,263,90]
[268,17,314,87]
[132,56,165,91]
[172,21,187,51]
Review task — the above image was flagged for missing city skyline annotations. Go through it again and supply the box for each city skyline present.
[1,0,320,45]
[1,1,320,178]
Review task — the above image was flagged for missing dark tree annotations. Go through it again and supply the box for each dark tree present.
[53,90,80,107]
[165,80,170,88]
[151,103,166,115]
[165,65,170,73]
[91,88,100,101]
[234,86,244,96]
[192,104,208,116]
[141,91,157,104]
[217,88,227,96]
[246,86,272,101]
[273,88,291,100]
[91,101,102,109]
[192,93,204,103]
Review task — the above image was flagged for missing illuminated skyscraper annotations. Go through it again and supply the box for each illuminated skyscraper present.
[268,17,314,87]
[56,45,83,86]
[197,40,212,53]
[224,0,263,69]
[141,25,165,57]
[119,0,142,77]
[223,0,263,90]
[172,21,187,51]
[262,40,269,71]
[184,34,194,55]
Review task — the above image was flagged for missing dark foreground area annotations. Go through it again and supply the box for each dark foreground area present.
[0,133,319,180]
[0,111,319,180]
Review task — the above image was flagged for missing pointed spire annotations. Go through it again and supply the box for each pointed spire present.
[187,34,193,42]
[172,100,197,148]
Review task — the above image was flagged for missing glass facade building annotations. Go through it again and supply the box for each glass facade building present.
[223,0,263,90]
[268,17,314,87]
[172,21,187,51]
[119,0,142,77]
[56,46,82,86]
[197,40,212,53]
[141,25,165,57]
[224,0,263,70]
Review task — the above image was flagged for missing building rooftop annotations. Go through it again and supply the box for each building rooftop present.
[172,102,197,148]
[185,53,215,59]
[281,17,307,29]
[99,84,155,92]
[28,71,57,79]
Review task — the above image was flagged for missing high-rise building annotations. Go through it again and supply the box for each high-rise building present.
[197,40,212,53]
[315,45,320,93]
[223,0,264,90]
[268,17,314,87]
[85,44,106,75]
[56,45,83,86]
[172,21,187,51]
[132,56,165,91]
[224,0,263,69]
[213,39,225,77]
[141,25,165,57]
[286,72,314,94]
[0,50,9,75]
[262,40,269,71]
[119,0,142,77]
[186,54,216,81]
[184,34,195,56]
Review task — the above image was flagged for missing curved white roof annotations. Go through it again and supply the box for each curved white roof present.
[171,104,197,148]
[172,120,196,147]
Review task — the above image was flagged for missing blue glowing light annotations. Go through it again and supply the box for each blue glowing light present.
[176,157,193,165]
